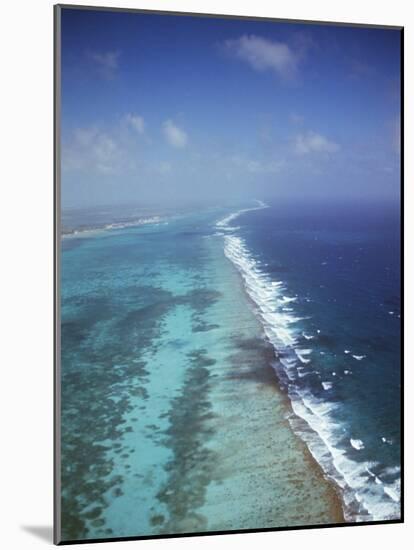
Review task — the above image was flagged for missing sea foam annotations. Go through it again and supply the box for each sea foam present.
[217,203,401,523]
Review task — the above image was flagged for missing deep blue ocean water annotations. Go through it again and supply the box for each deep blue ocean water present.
[224,199,401,520]
[60,198,401,539]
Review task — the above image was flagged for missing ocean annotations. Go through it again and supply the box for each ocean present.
[60,199,401,541]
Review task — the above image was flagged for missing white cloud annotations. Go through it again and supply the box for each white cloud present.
[224,35,298,80]
[163,119,188,148]
[63,127,120,174]
[72,127,97,148]
[125,113,145,134]
[294,131,340,155]
[88,50,120,79]
[92,135,118,173]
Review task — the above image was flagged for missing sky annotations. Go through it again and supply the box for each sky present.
[60,8,401,208]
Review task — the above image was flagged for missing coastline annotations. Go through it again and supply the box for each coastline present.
[191,233,345,530]
[61,215,164,239]
[219,204,401,523]
[61,206,346,541]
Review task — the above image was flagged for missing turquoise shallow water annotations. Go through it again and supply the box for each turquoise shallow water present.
[60,206,343,541]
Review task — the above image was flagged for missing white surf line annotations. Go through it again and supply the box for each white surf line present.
[216,199,269,229]
[219,202,401,523]
[223,236,400,522]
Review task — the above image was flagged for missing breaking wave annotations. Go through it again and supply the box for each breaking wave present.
[217,203,401,523]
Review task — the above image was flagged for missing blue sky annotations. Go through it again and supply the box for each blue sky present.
[60,8,401,207]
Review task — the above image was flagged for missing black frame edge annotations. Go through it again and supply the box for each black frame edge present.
[399,26,404,525]
[55,2,403,31]
[54,3,62,546]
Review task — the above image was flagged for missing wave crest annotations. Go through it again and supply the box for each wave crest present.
[219,206,401,523]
